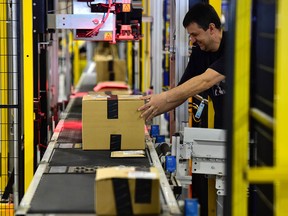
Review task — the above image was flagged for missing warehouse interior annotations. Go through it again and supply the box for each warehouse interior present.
[0,0,288,215]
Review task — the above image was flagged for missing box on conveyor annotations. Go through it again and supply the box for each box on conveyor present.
[82,94,145,150]
[95,166,161,215]
[95,55,126,83]
[91,81,132,95]
[94,43,127,84]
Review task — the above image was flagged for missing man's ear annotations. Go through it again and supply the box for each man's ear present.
[209,23,216,34]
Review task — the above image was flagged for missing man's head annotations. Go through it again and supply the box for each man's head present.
[183,3,222,52]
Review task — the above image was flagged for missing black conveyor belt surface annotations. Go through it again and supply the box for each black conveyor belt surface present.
[58,128,82,143]
[24,71,165,215]
[65,97,83,120]
[78,73,96,92]
[49,148,151,167]
[29,173,95,213]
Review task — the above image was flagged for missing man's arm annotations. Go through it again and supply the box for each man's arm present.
[138,68,225,121]
[166,67,225,103]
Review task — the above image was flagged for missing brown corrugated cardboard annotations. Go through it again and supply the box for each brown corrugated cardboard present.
[82,94,145,150]
[110,150,145,158]
[89,90,132,96]
[95,166,161,215]
[95,56,126,83]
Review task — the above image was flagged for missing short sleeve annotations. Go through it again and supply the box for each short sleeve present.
[209,55,225,75]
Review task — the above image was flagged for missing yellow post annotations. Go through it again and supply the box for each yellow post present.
[209,0,221,15]
[208,0,221,129]
[231,1,251,215]
[22,0,34,191]
[127,41,133,87]
[0,0,9,191]
[73,40,80,85]
[207,1,221,216]
[141,0,146,92]
[274,0,288,214]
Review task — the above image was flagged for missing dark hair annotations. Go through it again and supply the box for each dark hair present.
[182,3,221,30]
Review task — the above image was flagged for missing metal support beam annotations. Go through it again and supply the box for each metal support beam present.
[151,0,163,126]
[174,0,189,132]
[22,0,34,191]
[274,0,288,214]
[226,0,251,215]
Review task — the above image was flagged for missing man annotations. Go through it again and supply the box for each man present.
[138,3,226,129]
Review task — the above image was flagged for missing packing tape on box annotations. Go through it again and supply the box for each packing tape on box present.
[111,168,154,215]
[131,168,153,204]
[110,134,121,151]
[108,60,115,80]
[135,179,152,204]
[112,178,133,215]
[107,95,122,150]
[107,95,118,119]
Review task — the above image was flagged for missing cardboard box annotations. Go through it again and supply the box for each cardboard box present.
[95,166,161,215]
[95,55,127,83]
[89,89,132,96]
[82,94,145,150]
[92,81,132,95]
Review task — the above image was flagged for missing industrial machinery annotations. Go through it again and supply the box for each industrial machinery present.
[15,72,181,215]
[12,1,225,215]
[183,127,226,216]
[147,126,227,216]
[48,0,142,43]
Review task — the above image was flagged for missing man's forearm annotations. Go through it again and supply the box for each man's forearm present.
[166,75,205,104]
[160,92,185,114]
[165,68,225,104]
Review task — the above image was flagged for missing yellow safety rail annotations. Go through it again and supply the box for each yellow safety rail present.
[231,0,251,215]
[0,0,9,192]
[273,0,288,214]
[73,39,86,86]
[207,1,221,215]
[22,0,34,191]
[247,0,288,215]
[140,0,150,92]
[141,0,151,92]
[208,0,221,129]
[73,40,80,86]
[127,41,133,87]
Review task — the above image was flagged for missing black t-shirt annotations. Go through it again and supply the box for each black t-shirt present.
[178,32,226,128]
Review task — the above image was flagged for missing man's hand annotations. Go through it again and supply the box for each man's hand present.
[138,92,168,121]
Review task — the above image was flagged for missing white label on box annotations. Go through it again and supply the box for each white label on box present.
[123,150,145,155]
[128,171,157,179]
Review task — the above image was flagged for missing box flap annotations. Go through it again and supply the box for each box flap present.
[96,167,159,181]
[83,94,142,101]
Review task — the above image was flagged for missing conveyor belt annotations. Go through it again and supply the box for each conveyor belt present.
[28,173,95,213]
[77,73,97,92]
[49,148,151,167]
[58,128,82,143]
[65,97,83,120]
[16,71,181,215]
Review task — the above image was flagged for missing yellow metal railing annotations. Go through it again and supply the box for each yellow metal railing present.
[230,0,288,215]
[207,1,221,215]
[247,0,288,215]
[127,41,133,87]
[141,0,151,92]
[0,0,9,192]
[274,0,288,214]
[208,0,222,130]
[231,1,251,215]
[73,40,80,86]
[22,0,34,191]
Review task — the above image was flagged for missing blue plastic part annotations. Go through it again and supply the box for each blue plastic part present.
[185,198,199,216]
[150,125,160,137]
[155,135,165,143]
[165,156,176,173]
